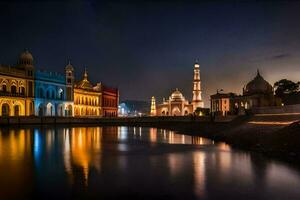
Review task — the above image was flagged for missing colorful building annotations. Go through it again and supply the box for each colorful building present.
[0,50,35,116]
[74,69,102,117]
[0,50,119,118]
[34,69,74,117]
[102,85,119,117]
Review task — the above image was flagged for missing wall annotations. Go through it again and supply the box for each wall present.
[252,104,300,114]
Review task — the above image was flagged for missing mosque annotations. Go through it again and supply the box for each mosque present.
[210,70,282,116]
[0,50,119,117]
[150,62,204,116]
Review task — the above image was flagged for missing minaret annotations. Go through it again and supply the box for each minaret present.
[65,60,75,101]
[150,96,156,116]
[192,61,204,110]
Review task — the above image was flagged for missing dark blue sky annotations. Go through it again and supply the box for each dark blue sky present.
[1,0,300,106]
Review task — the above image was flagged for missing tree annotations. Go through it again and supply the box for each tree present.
[274,79,300,97]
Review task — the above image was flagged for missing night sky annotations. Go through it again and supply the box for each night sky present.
[1,0,300,107]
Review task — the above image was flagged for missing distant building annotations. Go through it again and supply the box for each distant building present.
[0,50,35,116]
[119,100,150,116]
[210,70,281,116]
[151,61,204,116]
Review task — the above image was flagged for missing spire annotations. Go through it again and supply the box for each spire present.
[257,69,261,76]
[84,67,88,80]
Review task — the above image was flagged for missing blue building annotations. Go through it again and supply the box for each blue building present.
[34,67,74,117]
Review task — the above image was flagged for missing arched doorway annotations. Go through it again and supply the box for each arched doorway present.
[172,107,181,116]
[14,105,20,116]
[2,103,10,116]
[57,104,63,116]
[46,103,54,116]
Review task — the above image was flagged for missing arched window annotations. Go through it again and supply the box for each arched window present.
[2,103,10,116]
[14,105,20,116]
[20,87,25,95]
[46,90,50,98]
[11,85,17,94]
[39,88,44,98]
[2,85,7,92]
[58,89,63,100]
[52,91,55,99]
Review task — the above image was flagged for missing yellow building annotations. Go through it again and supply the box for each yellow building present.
[0,50,35,116]
[74,69,102,117]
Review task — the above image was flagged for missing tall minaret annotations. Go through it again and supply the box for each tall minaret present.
[150,96,156,116]
[192,61,204,110]
[65,60,75,101]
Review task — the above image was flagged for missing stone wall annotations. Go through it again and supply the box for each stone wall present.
[252,104,300,114]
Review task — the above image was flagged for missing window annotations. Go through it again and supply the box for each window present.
[2,85,7,92]
[11,85,17,94]
[20,87,25,95]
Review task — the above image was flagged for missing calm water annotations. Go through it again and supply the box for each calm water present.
[0,126,300,200]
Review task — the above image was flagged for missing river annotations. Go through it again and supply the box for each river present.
[0,126,299,199]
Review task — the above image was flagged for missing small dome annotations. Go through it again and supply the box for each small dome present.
[18,49,34,67]
[170,88,185,101]
[20,50,33,61]
[244,70,273,95]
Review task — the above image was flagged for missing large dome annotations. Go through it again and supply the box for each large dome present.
[170,88,185,101]
[244,70,273,95]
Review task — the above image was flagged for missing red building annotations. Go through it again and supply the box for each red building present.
[102,85,119,117]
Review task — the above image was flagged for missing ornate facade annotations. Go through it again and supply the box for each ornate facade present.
[0,50,34,116]
[34,69,73,117]
[74,69,102,117]
[0,50,119,118]
[151,62,204,116]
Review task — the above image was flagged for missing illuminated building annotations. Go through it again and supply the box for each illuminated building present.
[150,96,156,116]
[192,61,204,110]
[210,70,281,116]
[210,92,237,116]
[102,85,119,117]
[152,61,204,116]
[34,62,74,116]
[0,50,35,116]
[74,69,102,117]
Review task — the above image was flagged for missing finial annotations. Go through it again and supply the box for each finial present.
[195,59,199,64]
[84,67,88,80]
[68,60,71,65]
[257,69,260,76]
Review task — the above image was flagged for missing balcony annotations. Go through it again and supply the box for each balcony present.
[0,91,26,98]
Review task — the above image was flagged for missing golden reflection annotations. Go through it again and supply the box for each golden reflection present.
[150,128,157,143]
[193,152,206,199]
[63,127,103,186]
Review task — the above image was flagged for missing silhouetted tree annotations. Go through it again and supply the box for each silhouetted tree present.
[274,79,299,97]
[274,79,300,105]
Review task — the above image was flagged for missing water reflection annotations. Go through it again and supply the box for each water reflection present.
[0,126,300,199]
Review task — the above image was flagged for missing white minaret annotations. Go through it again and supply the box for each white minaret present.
[150,96,156,116]
[192,61,204,110]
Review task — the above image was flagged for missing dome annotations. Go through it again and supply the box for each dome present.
[18,49,34,67]
[76,68,93,89]
[244,70,273,95]
[20,50,33,61]
[170,88,185,101]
